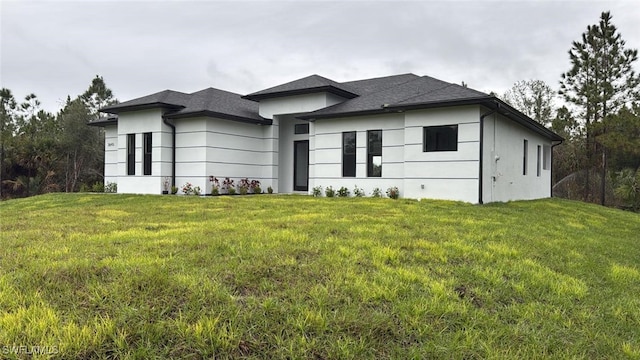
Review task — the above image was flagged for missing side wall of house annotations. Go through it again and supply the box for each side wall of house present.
[174,117,272,194]
[482,113,552,202]
[403,106,481,202]
[104,125,118,187]
[116,109,172,194]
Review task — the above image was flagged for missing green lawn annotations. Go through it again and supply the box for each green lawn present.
[1,194,639,359]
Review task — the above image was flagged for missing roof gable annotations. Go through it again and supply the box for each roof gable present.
[166,87,266,123]
[100,90,190,114]
[243,74,359,101]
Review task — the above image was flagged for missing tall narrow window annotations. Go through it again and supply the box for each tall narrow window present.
[536,145,541,177]
[143,132,152,176]
[367,130,382,177]
[342,131,356,177]
[127,134,136,175]
[523,139,528,175]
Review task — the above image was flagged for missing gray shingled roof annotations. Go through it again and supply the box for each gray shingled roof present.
[243,74,359,101]
[166,88,265,123]
[100,88,267,124]
[100,90,191,114]
[298,75,490,119]
[342,73,420,95]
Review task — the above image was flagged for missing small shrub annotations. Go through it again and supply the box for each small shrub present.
[79,183,90,192]
[353,186,365,197]
[386,186,399,199]
[105,182,117,193]
[91,182,104,193]
[325,186,335,198]
[228,187,237,195]
[312,186,323,197]
[337,186,350,197]
[170,186,178,195]
[267,186,273,194]
[193,186,201,196]
[182,182,194,195]
[249,180,261,194]
[222,177,235,194]
[209,176,220,195]
[371,187,382,198]
[238,178,250,195]
[253,186,262,194]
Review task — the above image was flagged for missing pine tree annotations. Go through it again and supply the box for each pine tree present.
[559,11,640,204]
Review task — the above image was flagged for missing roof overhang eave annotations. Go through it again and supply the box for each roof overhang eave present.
[166,110,272,125]
[482,98,564,142]
[99,102,185,114]
[86,117,118,127]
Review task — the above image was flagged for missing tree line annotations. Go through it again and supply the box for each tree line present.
[500,11,640,210]
[0,76,117,199]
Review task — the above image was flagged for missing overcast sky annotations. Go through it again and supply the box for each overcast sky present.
[1,0,639,113]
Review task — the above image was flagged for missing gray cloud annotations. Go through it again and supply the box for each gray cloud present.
[1,1,638,113]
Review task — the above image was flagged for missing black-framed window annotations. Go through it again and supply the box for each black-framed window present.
[294,123,309,134]
[523,139,528,175]
[423,125,458,152]
[536,145,541,177]
[342,131,356,177]
[367,130,382,177]
[143,132,152,176]
[127,134,135,175]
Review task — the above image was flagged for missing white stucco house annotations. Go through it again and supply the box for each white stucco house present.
[89,73,562,203]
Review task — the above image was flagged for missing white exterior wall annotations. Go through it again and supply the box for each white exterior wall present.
[104,125,118,186]
[403,106,481,203]
[115,109,172,194]
[311,113,405,196]
[175,117,272,194]
[483,112,552,202]
[259,93,346,119]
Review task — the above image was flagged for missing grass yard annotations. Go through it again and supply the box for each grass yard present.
[0,194,639,359]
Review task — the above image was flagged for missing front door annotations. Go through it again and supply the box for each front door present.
[293,140,309,191]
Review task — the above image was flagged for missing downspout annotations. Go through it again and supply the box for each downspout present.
[550,139,564,197]
[162,114,176,189]
[479,107,497,204]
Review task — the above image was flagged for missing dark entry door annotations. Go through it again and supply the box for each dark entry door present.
[293,140,309,191]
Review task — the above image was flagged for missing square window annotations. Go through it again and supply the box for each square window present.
[424,125,458,152]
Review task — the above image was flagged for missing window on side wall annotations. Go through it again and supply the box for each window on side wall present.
[294,123,309,134]
[423,125,458,152]
[143,132,152,176]
[367,130,382,177]
[342,131,356,177]
[127,134,135,176]
[537,145,541,177]
[523,139,528,175]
